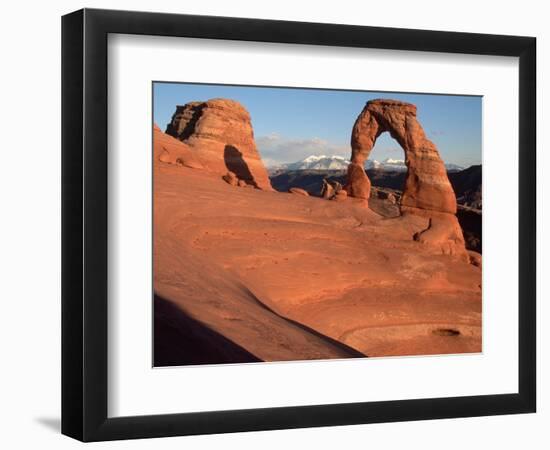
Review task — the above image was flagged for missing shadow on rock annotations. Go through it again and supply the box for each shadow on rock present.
[154,294,262,366]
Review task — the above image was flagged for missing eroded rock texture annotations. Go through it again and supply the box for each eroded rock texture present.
[153,123,204,169]
[165,99,273,191]
[347,99,466,258]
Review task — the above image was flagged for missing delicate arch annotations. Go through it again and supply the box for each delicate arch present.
[346,99,457,215]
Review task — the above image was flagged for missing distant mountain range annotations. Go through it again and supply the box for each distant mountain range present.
[268,155,465,174]
[269,155,350,172]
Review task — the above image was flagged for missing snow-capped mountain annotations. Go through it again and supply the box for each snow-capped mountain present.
[367,158,465,172]
[269,155,350,172]
[445,163,466,172]
[366,158,406,172]
[269,155,464,173]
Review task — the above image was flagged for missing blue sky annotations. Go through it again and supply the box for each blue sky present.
[153,82,482,168]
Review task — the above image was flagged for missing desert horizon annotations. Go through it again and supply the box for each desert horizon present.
[153,83,482,367]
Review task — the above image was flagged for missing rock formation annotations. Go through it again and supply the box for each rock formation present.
[321,179,335,199]
[371,187,398,204]
[321,179,345,200]
[333,189,348,201]
[222,171,238,186]
[332,181,344,193]
[468,251,482,268]
[165,99,273,191]
[289,187,309,196]
[347,99,466,258]
[153,123,204,169]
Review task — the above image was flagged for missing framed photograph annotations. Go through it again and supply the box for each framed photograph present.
[61,8,536,441]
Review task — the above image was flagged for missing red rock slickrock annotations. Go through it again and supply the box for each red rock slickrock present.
[333,189,348,202]
[153,123,204,169]
[222,171,238,186]
[154,163,481,363]
[165,99,273,191]
[289,187,309,196]
[468,251,482,268]
[347,99,467,259]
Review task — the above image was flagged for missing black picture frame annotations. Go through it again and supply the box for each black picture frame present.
[61,8,536,442]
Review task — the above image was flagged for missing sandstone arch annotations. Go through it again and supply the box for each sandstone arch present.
[347,99,466,258]
[347,99,456,214]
